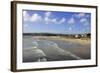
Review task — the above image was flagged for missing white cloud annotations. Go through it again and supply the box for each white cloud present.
[52,18,57,23]
[44,11,66,24]
[23,11,66,24]
[23,11,30,21]
[44,17,49,21]
[45,12,52,17]
[30,13,42,22]
[23,11,29,17]
[80,18,89,26]
[23,11,42,23]
[78,13,85,17]
[45,17,66,24]
[80,18,87,23]
[52,18,66,24]
[44,17,50,22]
[45,17,58,24]
[44,12,52,24]
[68,17,75,24]
[59,18,66,24]
[69,27,72,31]
[75,13,85,18]
[44,17,51,24]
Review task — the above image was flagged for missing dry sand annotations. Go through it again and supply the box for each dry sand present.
[32,36,90,45]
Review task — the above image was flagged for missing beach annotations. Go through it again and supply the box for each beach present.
[23,36,91,62]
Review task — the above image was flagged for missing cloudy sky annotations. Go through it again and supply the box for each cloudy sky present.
[23,10,91,34]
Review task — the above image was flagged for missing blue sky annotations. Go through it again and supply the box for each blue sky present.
[23,10,91,34]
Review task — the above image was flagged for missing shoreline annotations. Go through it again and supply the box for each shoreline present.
[23,35,91,62]
[31,36,90,45]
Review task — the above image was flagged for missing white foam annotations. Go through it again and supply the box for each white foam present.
[44,40,82,60]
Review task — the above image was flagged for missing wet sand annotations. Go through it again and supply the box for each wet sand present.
[23,36,91,62]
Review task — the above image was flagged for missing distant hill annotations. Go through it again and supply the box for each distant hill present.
[23,33,68,36]
[23,33,91,37]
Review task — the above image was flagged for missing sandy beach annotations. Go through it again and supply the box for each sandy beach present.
[23,36,91,62]
[32,36,90,45]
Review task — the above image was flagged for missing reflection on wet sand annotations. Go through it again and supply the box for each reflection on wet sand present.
[23,36,91,62]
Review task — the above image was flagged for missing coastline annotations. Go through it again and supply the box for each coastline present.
[32,36,91,45]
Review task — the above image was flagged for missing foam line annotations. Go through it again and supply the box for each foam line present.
[47,41,82,60]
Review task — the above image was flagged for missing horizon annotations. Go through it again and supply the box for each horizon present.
[23,32,91,35]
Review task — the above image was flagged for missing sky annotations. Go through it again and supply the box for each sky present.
[23,10,91,34]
